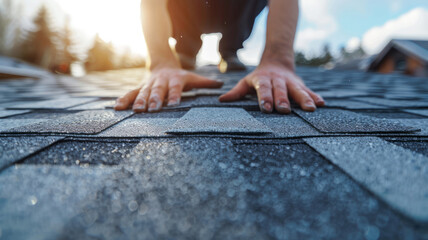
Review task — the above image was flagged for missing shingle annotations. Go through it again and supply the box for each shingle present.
[68,100,115,110]
[0,165,117,240]
[389,119,428,136]
[316,90,371,98]
[404,109,428,117]
[324,99,387,109]
[0,119,48,132]
[351,110,424,119]
[357,97,428,108]
[24,140,140,165]
[166,107,272,134]
[99,118,176,137]
[7,111,77,120]
[253,114,322,137]
[5,110,133,134]
[0,136,62,170]
[294,108,418,133]
[132,111,187,118]
[59,139,420,239]
[305,137,428,222]
[387,140,428,157]
[163,96,259,111]
[7,97,97,110]
[0,109,30,118]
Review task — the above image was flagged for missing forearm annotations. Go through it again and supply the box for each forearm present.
[260,0,298,70]
[141,0,179,70]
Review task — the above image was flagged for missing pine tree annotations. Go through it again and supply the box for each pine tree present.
[56,17,78,73]
[20,5,58,69]
[85,34,114,71]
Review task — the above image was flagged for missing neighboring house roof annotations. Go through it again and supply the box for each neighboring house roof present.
[0,66,427,238]
[0,55,50,79]
[369,39,428,70]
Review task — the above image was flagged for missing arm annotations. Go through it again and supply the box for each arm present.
[219,0,324,113]
[115,0,222,112]
[140,0,178,70]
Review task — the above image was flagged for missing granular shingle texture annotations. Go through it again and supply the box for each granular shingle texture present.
[167,107,272,134]
[24,140,140,165]
[0,109,30,118]
[7,97,97,110]
[56,139,423,239]
[99,118,177,137]
[305,137,428,222]
[357,97,428,108]
[5,110,133,134]
[294,108,418,133]
[0,136,63,170]
[0,165,118,240]
[1,66,427,238]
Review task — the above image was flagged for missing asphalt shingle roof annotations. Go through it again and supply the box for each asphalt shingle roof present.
[0,66,427,239]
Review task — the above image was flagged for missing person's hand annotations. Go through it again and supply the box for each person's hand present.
[219,63,324,113]
[114,67,223,112]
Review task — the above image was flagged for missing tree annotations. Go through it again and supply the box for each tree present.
[85,34,114,71]
[56,17,79,73]
[0,0,23,57]
[19,5,58,69]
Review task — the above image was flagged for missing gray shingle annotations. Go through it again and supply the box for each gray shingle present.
[390,119,428,136]
[99,118,176,137]
[7,97,97,110]
[404,109,428,117]
[0,110,30,118]
[254,115,322,137]
[0,165,117,240]
[351,110,424,119]
[0,136,63,170]
[0,119,48,132]
[305,137,428,222]
[387,140,428,157]
[294,108,418,133]
[163,96,259,111]
[68,100,115,110]
[58,139,420,239]
[24,140,140,165]
[324,99,388,109]
[357,97,428,108]
[5,110,133,134]
[166,107,272,134]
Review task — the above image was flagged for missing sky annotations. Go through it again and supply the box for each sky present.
[4,0,428,66]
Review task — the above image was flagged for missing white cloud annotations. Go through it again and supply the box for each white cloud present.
[361,8,428,54]
[345,37,361,52]
[295,0,338,54]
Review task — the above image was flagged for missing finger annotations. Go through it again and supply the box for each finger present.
[218,79,251,102]
[114,88,140,111]
[132,82,152,113]
[147,78,168,112]
[167,77,184,107]
[184,73,223,90]
[303,86,325,107]
[253,76,273,113]
[287,82,316,112]
[272,78,291,114]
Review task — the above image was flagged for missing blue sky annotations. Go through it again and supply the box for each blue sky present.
[236,0,428,64]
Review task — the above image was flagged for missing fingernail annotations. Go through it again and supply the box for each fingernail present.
[167,99,180,107]
[133,104,145,111]
[260,101,272,113]
[305,102,316,110]
[278,102,291,113]
[148,102,160,112]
